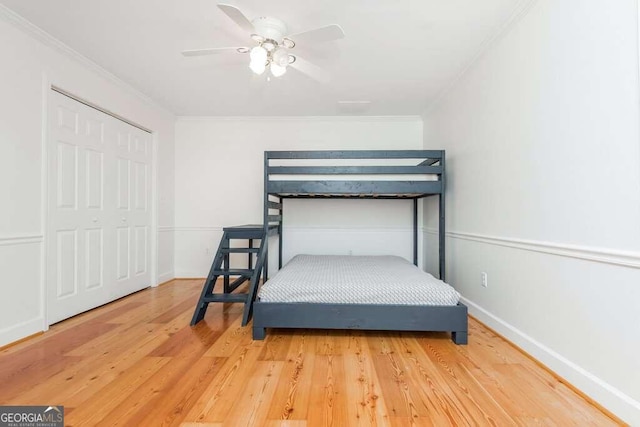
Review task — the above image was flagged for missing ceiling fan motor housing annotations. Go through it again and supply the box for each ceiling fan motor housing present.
[252,16,288,42]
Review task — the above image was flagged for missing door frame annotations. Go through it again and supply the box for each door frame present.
[41,77,159,328]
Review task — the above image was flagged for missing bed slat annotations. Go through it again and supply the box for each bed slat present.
[267,180,442,195]
[268,166,442,175]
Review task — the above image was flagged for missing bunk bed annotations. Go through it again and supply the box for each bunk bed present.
[252,150,468,344]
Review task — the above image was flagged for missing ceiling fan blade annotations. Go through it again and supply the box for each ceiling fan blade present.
[181,47,244,57]
[289,56,330,84]
[288,25,345,45]
[217,4,254,33]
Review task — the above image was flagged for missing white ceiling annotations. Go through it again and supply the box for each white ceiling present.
[1,0,522,116]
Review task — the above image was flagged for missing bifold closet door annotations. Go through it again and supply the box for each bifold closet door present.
[47,90,152,324]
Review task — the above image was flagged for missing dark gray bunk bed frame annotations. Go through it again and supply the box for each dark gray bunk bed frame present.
[252,150,468,344]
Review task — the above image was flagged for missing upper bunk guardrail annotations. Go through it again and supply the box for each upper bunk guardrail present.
[265,150,444,197]
[265,150,444,160]
[268,165,442,175]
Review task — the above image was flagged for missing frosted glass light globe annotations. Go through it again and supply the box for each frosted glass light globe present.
[250,60,266,75]
[249,46,267,75]
[250,46,267,63]
[270,63,287,77]
[272,48,289,67]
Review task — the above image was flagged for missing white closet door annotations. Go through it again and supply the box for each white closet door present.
[112,119,152,298]
[47,90,152,324]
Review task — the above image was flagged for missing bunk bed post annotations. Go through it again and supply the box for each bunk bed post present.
[439,151,446,281]
[263,151,269,280]
[278,197,283,269]
[413,198,418,266]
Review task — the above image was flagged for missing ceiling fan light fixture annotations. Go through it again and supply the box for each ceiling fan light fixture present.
[183,4,344,83]
[250,46,267,62]
[272,48,289,67]
[250,59,266,75]
[249,47,267,75]
[270,62,287,77]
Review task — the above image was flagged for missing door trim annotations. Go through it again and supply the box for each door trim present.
[41,74,50,331]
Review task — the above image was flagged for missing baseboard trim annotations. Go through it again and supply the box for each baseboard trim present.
[0,317,45,348]
[461,296,640,425]
[157,271,174,285]
[157,277,176,287]
[0,331,44,351]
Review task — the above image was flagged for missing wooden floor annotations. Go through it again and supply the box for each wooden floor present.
[0,279,621,426]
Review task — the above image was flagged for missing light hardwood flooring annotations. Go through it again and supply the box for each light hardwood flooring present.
[0,279,622,426]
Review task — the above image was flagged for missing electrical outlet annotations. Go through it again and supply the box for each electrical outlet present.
[481,272,488,288]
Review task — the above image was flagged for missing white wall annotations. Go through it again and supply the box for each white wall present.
[174,117,423,277]
[423,0,640,423]
[0,9,175,346]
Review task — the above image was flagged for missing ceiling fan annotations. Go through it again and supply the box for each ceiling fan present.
[182,4,345,83]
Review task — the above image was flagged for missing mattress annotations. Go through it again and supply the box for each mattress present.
[258,255,460,306]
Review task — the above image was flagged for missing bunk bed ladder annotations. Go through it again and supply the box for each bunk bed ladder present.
[190,225,266,327]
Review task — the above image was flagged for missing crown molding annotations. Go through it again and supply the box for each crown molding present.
[0,4,174,117]
[175,115,423,123]
[422,0,538,116]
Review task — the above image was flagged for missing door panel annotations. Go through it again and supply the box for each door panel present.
[135,226,147,275]
[134,162,147,211]
[84,118,104,144]
[116,226,130,281]
[117,158,130,210]
[117,130,130,151]
[85,149,103,209]
[56,230,78,298]
[85,228,103,290]
[57,105,78,133]
[56,142,78,209]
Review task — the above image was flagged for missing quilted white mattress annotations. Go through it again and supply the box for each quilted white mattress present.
[258,255,460,306]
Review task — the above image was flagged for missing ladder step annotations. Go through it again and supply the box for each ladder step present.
[225,231,265,239]
[211,269,255,276]
[226,234,264,239]
[220,248,260,253]
[203,294,248,303]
